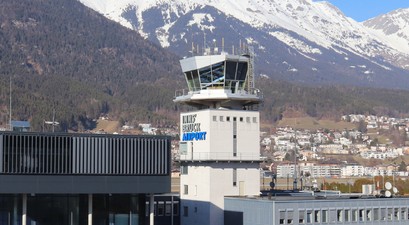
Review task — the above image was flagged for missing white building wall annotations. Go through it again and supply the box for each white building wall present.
[180,109,260,225]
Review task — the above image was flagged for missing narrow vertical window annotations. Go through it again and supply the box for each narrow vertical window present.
[233,168,237,186]
[184,185,188,195]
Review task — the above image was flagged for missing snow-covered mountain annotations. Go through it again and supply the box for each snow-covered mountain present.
[79,0,409,89]
[363,8,409,69]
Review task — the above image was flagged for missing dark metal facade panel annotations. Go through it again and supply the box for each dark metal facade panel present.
[0,175,170,194]
[0,132,171,176]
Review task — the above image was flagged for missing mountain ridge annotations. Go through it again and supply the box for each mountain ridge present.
[79,0,409,89]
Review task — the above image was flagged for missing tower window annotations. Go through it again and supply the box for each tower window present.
[220,116,224,122]
[253,117,257,123]
[227,116,230,122]
[181,166,188,175]
[184,185,188,195]
[240,117,243,122]
[213,116,217,122]
[233,168,237,186]
[246,117,250,123]
[233,117,237,122]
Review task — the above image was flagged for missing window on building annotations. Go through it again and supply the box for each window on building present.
[306,210,312,223]
[366,209,372,221]
[220,116,224,122]
[314,210,320,223]
[233,168,237,186]
[374,208,380,221]
[352,209,357,222]
[298,210,305,224]
[233,117,237,122]
[401,208,406,220]
[240,117,243,122]
[179,142,187,155]
[381,208,387,221]
[173,201,179,216]
[181,165,188,175]
[246,117,250,123]
[279,211,285,224]
[359,209,365,222]
[213,116,217,122]
[165,202,172,216]
[388,208,393,221]
[394,208,399,220]
[184,185,188,195]
[157,201,164,216]
[322,210,328,223]
[227,116,230,122]
[287,211,294,224]
[337,209,343,222]
[183,206,188,217]
[329,209,336,223]
[345,209,350,222]
[253,117,257,123]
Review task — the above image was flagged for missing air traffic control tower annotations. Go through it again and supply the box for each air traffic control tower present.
[175,46,262,225]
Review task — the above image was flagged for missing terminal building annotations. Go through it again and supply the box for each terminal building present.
[0,131,172,225]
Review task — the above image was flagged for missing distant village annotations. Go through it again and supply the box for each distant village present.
[261,114,409,179]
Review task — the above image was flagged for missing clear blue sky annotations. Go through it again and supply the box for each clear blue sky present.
[325,0,409,22]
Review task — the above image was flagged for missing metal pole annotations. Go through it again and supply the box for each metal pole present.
[88,194,92,225]
[171,195,174,225]
[22,194,27,225]
[9,77,12,131]
[149,194,154,225]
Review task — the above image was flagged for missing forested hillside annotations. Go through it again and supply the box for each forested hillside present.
[0,0,182,131]
[2,0,409,132]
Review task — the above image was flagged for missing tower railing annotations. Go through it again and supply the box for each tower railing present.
[174,87,262,99]
[176,152,261,161]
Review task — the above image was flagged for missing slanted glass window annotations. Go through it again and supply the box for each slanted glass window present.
[236,62,248,81]
[198,62,224,89]
[192,70,200,91]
